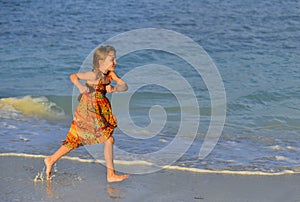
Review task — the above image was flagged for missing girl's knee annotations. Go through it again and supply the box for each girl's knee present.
[107,136,114,144]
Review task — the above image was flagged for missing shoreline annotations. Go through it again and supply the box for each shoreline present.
[1,154,300,201]
[1,152,299,176]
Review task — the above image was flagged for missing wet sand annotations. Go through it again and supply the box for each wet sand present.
[0,155,299,202]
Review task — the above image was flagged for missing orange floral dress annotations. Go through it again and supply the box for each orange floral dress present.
[62,76,117,149]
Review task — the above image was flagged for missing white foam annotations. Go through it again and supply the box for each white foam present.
[159,139,168,143]
[162,165,297,176]
[275,156,298,163]
[0,153,152,166]
[0,122,18,129]
[0,153,48,159]
[114,159,154,166]
[266,145,285,151]
[1,153,299,176]
[266,145,299,152]
[286,146,299,151]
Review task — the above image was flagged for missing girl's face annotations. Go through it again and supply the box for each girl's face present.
[105,51,117,71]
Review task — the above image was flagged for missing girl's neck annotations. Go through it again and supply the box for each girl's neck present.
[99,66,108,75]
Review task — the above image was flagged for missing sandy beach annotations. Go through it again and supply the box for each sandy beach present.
[0,155,299,202]
[1,0,300,201]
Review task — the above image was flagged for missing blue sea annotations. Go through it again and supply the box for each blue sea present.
[0,0,299,175]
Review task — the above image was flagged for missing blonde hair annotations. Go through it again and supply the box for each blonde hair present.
[92,45,116,71]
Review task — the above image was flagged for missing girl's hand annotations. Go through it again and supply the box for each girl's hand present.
[106,85,115,93]
[79,85,90,94]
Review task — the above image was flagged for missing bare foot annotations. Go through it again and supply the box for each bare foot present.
[44,158,52,180]
[107,173,129,183]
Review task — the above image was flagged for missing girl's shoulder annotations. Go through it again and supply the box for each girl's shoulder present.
[107,71,115,81]
[76,71,99,82]
[108,71,119,79]
[86,71,99,80]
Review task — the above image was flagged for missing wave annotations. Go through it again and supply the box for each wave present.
[234,87,300,107]
[1,152,299,176]
[0,94,205,123]
[0,96,66,120]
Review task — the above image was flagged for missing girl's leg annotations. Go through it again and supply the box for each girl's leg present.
[104,136,129,182]
[44,145,72,179]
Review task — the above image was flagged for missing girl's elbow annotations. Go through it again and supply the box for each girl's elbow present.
[123,83,128,91]
[70,74,78,83]
[116,83,128,92]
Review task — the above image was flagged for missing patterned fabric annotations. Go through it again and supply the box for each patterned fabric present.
[62,76,117,149]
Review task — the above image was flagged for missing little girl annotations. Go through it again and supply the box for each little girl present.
[44,45,129,182]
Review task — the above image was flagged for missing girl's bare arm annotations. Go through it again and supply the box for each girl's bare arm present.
[70,71,97,94]
[107,72,128,93]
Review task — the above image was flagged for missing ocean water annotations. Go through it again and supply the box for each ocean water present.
[0,0,299,175]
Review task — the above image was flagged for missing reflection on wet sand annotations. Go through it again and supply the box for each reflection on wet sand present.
[107,185,125,200]
[43,179,126,201]
[46,180,56,199]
